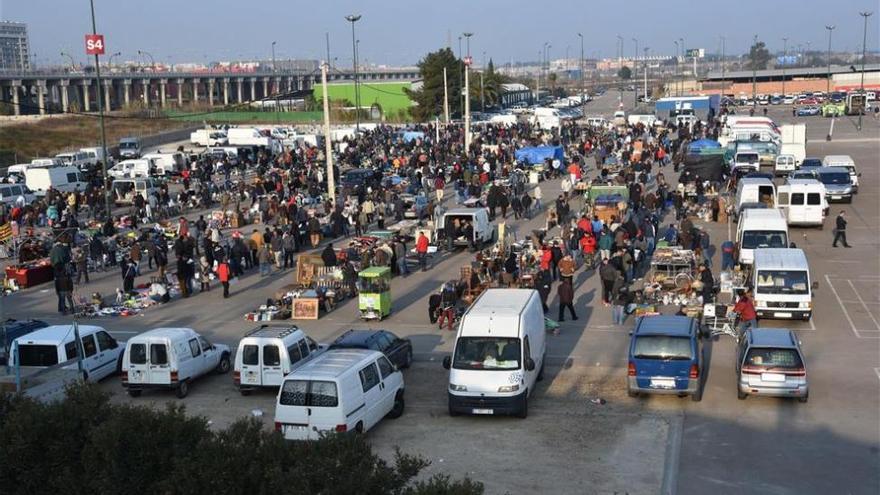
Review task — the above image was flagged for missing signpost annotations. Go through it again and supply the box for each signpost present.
[84,34,105,55]
[87,0,112,221]
[464,56,472,150]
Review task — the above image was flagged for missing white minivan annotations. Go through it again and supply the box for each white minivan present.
[11,324,124,382]
[274,349,405,439]
[0,183,35,207]
[777,179,827,228]
[752,248,816,320]
[734,178,776,219]
[443,289,546,418]
[122,328,231,398]
[736,208,789,265]
[436,208,495,249]
[112,178,161,205]
[234,325,323,395]
[25,166,87,196]
[822,155,859,192]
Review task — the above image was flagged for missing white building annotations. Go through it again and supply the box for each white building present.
[0,21,30,71]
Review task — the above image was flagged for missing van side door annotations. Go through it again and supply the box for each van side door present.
[523,336,535,389]
[187,338,206,378]
[776,188,791,222]
[261,342,283,386]
[376,355,401,417]
[94,330,120,380]
[79,334,102,382]
[358,362,384,430]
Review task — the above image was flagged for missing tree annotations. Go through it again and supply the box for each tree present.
[405,48,462,122]
[0,384,484,495]
[617,66,632,79]
[747,41,771,70]
[473,58,508,108]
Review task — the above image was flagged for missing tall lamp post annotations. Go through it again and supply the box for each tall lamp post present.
[577,33,585,112]
[825,25,835,95]
[344,14,362,132]
[751,35,758,108]
[89,0,111,220]
[271,41,277,72]
[781,37,788,97]
[108,51,121,68]
[463,32,474,150]
[60,51,77,71]
[858,11,873,131]
[137,49,155,71]
[673,40,679,96]
[632,37,639,106]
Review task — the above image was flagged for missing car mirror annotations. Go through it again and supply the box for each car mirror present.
[525,357,535,371]
[811,281,819,290]
[442,356,451,370]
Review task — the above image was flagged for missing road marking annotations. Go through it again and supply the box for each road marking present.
[808,317,816,331]
[661,413,684,495]
[857,330,880,339]
[824,275,859,338]
[875,368,880,383]
[847,280,880,330]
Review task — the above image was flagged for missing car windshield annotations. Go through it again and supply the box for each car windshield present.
[737,154,759,163]
[358,277,389,293]
[819,173,850,185]
[633,335,693,360]
[279,379,338,407]
[16,344,59,366]
[120,142,137,149]
[742,230,788,249]
[756,270,809,295]
[453,337,521,371]
[744,347,803,370]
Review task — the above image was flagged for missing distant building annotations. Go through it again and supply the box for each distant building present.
[0,21,30,71]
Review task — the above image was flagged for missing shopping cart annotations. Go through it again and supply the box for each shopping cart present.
[701,304,741,343]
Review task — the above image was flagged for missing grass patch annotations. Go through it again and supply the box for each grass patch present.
[315,82,413,114]
[165,110,324,123]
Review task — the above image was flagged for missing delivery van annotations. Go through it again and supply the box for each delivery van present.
[0,183,35,207]
[141,152,186,176]
[55,151,91,170]
[25,166,87,196]
[821,155,859,192]
[734,178,776,219]
[443,289,546,418]
[107,159,153,179]
[736,208,789,265]
[814,166,854,203]
[752,248,816,320]
[436,208,495,249]
[112,178,161,205]
[233,325,323,395]
[274,349,405,439]
[118,137,142,158]
[776,179,827,227]
[121,327,231,398]
[11,324,124,382]
[190,129,228,147]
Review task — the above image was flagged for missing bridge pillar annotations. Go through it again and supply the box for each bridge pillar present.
[81,80,91,112]
[236,77,243,103]
[59,79,69,113]
[262,77,269,98]
[192,78,200,104]
[223,78,230,105]
[249,78,256,101]
[103,79,112,111]
[159,79,167,108]
[285,76,292,92]
[207,79,215,106]
[123,79,131,107]
[176,78,185,106]
[35,80,46,115]
[141,79,150,106]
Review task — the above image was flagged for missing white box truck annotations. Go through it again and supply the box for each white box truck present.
[752,248,816,320]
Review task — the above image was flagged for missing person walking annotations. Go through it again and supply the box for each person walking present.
[416,231,430,271]
[394,238,409,276]
[832,210,851,247]
[258,244,272,276]
[198,256,211,292]
[536,268,552,313]
[217,257,231,298]
[611,285,631,326]
[599,258,619,306]
[556,277,577,322]
[54,267,74,314]
[122,256,137,296]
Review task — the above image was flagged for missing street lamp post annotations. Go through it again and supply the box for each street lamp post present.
[577,33,585,113]
[858,11,873,131]
[463,32,474,150]
[673,40,679,96]
[344,14,362,132]
[108,51,121,69]
[751,35,758,108]
[271,41,277,73]
[825,25,835,95]
[89,0,112,220]
[137,50,155,71]
[632,37,638,107]
[60,51,77,71]
[781,37,788,97]
[721,37,726,98]
[643,47,649,102]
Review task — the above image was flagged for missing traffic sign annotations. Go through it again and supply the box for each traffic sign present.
[85,34,105,55]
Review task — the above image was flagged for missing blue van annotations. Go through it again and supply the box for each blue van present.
[627,315,703,401]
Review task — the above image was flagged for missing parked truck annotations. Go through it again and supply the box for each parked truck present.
[776,123,807,175]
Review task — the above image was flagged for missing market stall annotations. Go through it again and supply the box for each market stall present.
[4,259,53,289]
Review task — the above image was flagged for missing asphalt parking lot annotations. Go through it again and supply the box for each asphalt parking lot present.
[5,91,878,494]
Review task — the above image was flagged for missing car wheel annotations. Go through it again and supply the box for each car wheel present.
[240,389,252,396]
[116,355,124,375]
[516,394,528,419]
[216,353,231,374]
[798,393,809,403]
[176,380,189,399]
[387,391,405,419]
[402,350,413,369]
[737,389,747,400]
[627,388,638,398]
[127,389,142,398]
[536,360,545,381]
[355,421,365,434]
[448,401,460,417]
[691,386,703,402]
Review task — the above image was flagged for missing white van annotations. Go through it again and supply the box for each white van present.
[121,327,231,398]
[734,178,776,218]
[118,137,142,158]
[190,129,228,147]
[586,117,608,128]
[776,179,827,227]
[234,325,323,395]
[112,178,161,205]
[79,147,108,165]
[752,248,815,320]
[822,155,859,192]
[774,154,797,176]
[274,349,405,439]
[108,159,153,179]
[228,127,274,147]
[55,151,91,170]
[0,183,35,207]
[142,152,186,176]
[25,166,87,196]
[436,208,495,248]
[531,107,564,130]
[731,151,760,174]
[30,157,64,168]
[736,209,789,265]
[443,289,546,418]
[11,324,124,382]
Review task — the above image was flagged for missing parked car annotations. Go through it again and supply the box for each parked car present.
[796,105,820,116]
[799,97,819,105]
[11,324,124,382]
[800,157,823,170]
[788,169,818,181]
[736,328,808,402]
[122,327,231,398]
[743,171,775,181]
[627,316,703,401]
[233,325,324,395]
[328,329,413,370]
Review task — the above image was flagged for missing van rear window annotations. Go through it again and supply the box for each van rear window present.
[279,380,338,408]
[242,345,258,366]
[633,336,693,360]
[150,344,168,365]
[17,344,58,367]
[129,343,146,364]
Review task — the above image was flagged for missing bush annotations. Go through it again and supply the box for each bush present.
[0,384,483,495]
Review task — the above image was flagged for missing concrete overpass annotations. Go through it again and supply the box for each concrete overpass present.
[0,68,420,115]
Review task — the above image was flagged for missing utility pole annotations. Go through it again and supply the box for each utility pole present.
[321,61,335,204]
[443,66,450,124]
[751,35,758,109]
[464,55,471,150]
[781,37,788,97]
[643,47,649,102]
[271,41,277,72]
[535,49,541,103]
[858,11,873,131]
[673,40,679,97]
[578,33,585,114]
[825,25,835,96]
[89,0,111,219]
[344,14,362,132]
[721,37,726,97]
[325,32,331,65]
[632,38,638,107]
[480,71,485,112]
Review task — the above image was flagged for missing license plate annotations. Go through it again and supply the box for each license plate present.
[650,378,676,389]
[472,408,494,415]
[775,312,792,318]
[831,195,841,200]
[761,373,786,383]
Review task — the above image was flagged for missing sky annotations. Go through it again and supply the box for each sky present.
[3,0,878,68]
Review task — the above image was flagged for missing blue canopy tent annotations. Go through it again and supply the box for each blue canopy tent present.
[687,139,721,154]
[514,146,565,165]
[400,131,425,143]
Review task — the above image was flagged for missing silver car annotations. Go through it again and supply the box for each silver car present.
[737,328,808,403]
